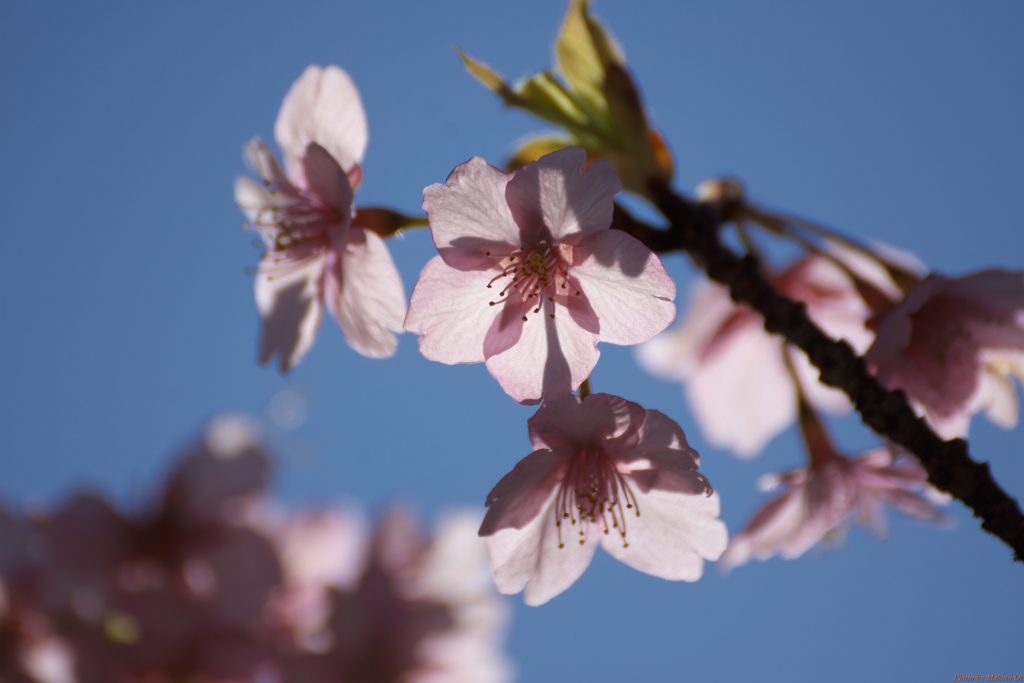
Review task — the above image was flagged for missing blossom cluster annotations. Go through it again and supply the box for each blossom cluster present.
[0,417,511,683]
[227,0,1020,618]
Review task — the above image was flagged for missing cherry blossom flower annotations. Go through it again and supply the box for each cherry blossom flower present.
[637,253,883,457]
[280,508,512,683]
[405,147,675,404]
[865,269,1024,438]
[720,406,948,570]
[235,65,406,372]
[478,393,727,606]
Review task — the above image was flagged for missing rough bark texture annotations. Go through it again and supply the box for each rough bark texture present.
[610,181,1024,562]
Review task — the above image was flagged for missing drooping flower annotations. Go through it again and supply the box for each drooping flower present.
[279,508,512,683]
[478,393,727,606]
[405,147,675,404]
[637,252,880,457]
[720,402,948,570]
[865,269,1024,438]
[235,65,406,372]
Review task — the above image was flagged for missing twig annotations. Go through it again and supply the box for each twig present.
[610,182,1024,561]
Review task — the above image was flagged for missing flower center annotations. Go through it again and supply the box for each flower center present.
[485,242,581,322]
[251,184,340,279]
[553,449,639,549]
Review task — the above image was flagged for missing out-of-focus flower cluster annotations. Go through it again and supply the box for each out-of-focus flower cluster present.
[0,417,512,683]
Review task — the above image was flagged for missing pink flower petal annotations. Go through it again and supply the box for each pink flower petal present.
[686,326,796,458]
[572,230,676,345]
[324,228,406,359]
[302,143,354,214]
[274,64,367,174]
[255,259,326,373]
[234,175,286,231]
[484,489,599,607]
[635,279,738,380]
[422,158,522,270]
[625,410,710,496]
[404,257,504,364]
[866,275,949,366]
[484,303,600,404]
[719,492,804,570]
[974,357,1021,429]
[600,490,726,581]
[479,448,572,536]
[243,138,296,195]
[504,147,620,244]
[527,393,645,451]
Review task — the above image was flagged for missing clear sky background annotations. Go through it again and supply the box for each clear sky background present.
[2,1,1023,680]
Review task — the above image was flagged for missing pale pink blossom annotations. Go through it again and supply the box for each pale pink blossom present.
[479,393,727,606]
[235,65,405,372]
[259,506,369,653]
[281,508,512,683]
[637,253,880,457]
[866,269,1024,438]
[405,147,675,404]
[721,441,947,570]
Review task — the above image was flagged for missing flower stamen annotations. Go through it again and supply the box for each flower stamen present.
[554,449,640,550]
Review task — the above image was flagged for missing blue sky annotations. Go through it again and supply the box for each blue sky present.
[2,1,1022,680]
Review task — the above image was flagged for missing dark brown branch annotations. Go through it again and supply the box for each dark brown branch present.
[611,182,1024,561]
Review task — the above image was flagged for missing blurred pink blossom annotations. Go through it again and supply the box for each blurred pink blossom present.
[2,502,75,683]
[280,508,512,683]
[721,410,948,570]
[866,269,1024,438]
[405,147,675,404]
[638,253,880,457]
[479,393,727,605]
[31,416,282,683]
[235,65,406,372]
[259,506,369,653]
[2,418,516,682]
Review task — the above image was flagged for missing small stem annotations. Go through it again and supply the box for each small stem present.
[765,220,897,313]
[578,377,592,400]
[770,211,920,292]
[352,207,430,238]
[780,340,840,468]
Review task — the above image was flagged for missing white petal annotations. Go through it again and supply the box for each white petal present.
[254,258,326,374]
[484,297,600,404]
[504,147,620,243]
[635,278,738,381]
[975,362,1020,429]
[485,488,599,606]
[600,490,726,581]
[324,229,406,359]
[422,158,521,269]
[275,64,368,172]
[719,491,806,570]
[243,138,295,192]
[572,230,675,345]
[234,175,285,230]
[686,327,795,458]
[404,256,503,364]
